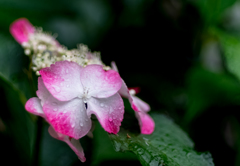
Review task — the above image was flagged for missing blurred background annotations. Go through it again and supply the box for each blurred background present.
[1,0,240,165]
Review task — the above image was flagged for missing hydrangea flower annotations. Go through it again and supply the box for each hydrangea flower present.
[111,62,155,134]
[27,60,124,140]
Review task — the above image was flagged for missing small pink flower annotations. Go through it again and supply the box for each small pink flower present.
[30,61,124,140]
[111,62,155,134]
[10,18,35,44]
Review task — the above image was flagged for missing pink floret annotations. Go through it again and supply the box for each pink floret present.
[10,18,34,44]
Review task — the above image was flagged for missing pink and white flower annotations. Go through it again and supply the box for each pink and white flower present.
[27,60,124,141]
[111,62,155,134]
[10,18,35,44]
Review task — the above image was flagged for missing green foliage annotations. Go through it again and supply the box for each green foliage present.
[0,34,32,104]
[109,113,214,166]
[191,0,237,24]
[213,29,240,81]
[91,121,138,165]
[0,84,35,165]
[185,66,240,124]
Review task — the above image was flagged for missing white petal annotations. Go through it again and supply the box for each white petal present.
[40,61,83,101]
[43,96,91,139]
[80,64,122,98]
[87,93,124,134]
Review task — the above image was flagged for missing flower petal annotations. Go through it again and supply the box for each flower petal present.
[48,126,86,162]
[132,96,150,112]
[135,112,155,135]
[40,61,83,101]
[25,97,45,118]
[36,77,51,105]
[80,64,122,98]
[87,93,124,134]
[10,18,35,44]
[43,97,91,139]
[111,61,119,72]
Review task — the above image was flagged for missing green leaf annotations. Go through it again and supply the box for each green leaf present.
[91,120,138,166]
[109,113,214,166]
[185,66,240,124]
[0,84,36,166]
[191,0,236,24]
[213,29,240,82]
[0,34,32,104]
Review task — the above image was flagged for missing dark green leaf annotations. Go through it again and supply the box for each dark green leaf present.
[213,29,240,82]
[91,120,138,166]
[185,66,240,124]
[0,84,35,166]
[0,34,32,104]
[191,0,236,24]
[109,113,214,166]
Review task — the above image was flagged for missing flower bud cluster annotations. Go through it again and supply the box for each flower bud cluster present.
[22,28,104,75]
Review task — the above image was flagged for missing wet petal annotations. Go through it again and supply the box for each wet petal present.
[25,97,45,118]
[48,126,86,162]
[40,61,83,101]
[43,97,91,139]
[87,93,124,134]
[36,77,51,105]
[10,18,35,44]
[111,61,118,72]
[135,112,155,135]
[132,96,150,112]
[80,64,122,98]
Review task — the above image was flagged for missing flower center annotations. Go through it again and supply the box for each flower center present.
[78,87,91,103]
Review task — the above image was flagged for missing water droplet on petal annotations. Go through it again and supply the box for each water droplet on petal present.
[109,117,113,122]
[100,103,104,107]
[53,108,57,111]
[66,84,69,87]
[71,123,75,128]
[80,123,83,127]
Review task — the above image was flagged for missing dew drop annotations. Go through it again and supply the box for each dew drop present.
[109,117,113,122]
[80,123,83,126]
[66,84,69,87]
[100,103,104,107]
[137,148,144,155]
[71,123,75,128]
[53,108,57,111]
